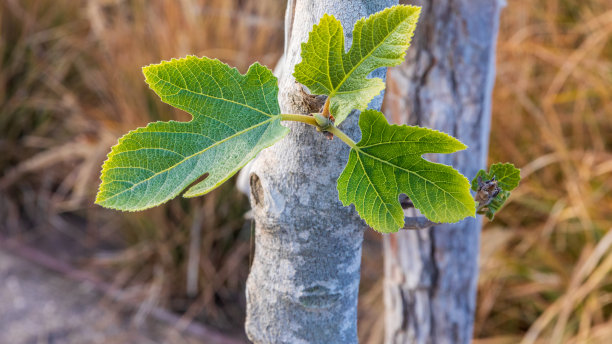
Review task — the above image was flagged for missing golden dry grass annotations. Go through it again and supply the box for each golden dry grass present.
[475,1,612,343]
[0,0,284,332]
[1,0,611,342]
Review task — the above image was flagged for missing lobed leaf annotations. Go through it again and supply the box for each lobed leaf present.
[294,5,420,125]
[471,163,521,192]
[471,163,521,220]
[337,110,475,233]
[96,56,289,211]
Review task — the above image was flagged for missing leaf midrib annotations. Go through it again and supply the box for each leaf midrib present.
[360,140,461,151]
[98,116,278,204]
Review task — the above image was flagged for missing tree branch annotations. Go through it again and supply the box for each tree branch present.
[402,216,438,230]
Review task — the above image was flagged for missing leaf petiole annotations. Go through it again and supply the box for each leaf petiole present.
[280,113,318,126]
[327,126,356,148]
[281,113,356,148]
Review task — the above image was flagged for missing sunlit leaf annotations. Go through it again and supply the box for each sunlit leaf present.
[471,163,521,220]
[337,110,475,232]
[471,163,521,192]
[96,56,289,211]
[294,5,420,125]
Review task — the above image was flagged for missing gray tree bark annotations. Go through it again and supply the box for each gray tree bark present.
[382,1,502,343]
[245,1,395,343]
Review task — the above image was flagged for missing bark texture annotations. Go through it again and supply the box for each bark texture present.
[245,1,395,343]
[382,1,502,343]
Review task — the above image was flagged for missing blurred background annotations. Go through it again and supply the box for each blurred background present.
[0,0,611,343]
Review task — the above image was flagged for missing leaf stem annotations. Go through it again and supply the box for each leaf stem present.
[280,113,318,126]
[402,216,438,230]
[281,113,357,149]
[328,126,356,148]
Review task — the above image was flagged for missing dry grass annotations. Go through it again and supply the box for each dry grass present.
[0,0,283,332]
[474,1,612,343]
[1,0,611,342]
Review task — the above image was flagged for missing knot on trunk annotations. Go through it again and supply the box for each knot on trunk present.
[250,173,264,206]
[286,81,326,114]
[297,284,342,310]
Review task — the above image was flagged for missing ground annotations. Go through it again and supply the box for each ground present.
[0,249,236,344]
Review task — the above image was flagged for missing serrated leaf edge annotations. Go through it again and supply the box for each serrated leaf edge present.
[143,56,277,119]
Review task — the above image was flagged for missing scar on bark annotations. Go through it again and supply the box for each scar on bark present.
[250,173,264,206]
[287,81,326,114]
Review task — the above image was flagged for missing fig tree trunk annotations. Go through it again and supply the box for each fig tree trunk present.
[245,1,395,343]
[382,1,502,343]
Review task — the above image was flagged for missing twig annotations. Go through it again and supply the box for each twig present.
[399,194,438,229]
[403,216,438,230]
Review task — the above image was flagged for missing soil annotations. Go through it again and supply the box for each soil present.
[0,249,203,344]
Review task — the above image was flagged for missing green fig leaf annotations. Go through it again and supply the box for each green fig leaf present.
[96,56,289,211]
[471,163,521,192]
[337,110,475,233]
[471,163,521,220]
[294,5,420,125]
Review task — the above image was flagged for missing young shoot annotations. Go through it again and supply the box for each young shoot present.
[95,5,519,232]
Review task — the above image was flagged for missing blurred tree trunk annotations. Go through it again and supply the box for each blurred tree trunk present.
[382,1,502,343]
[245,1,395,343]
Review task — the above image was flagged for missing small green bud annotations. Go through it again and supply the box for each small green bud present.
[314,113,333,131]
